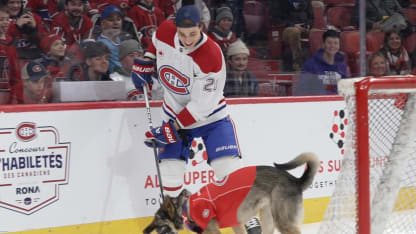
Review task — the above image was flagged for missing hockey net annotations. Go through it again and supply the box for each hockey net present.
[318,76,416,234]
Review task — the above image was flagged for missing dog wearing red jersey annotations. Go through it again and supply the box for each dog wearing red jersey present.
[143,152,319,234]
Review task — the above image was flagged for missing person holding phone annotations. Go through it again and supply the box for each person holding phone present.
[6,0,48,60]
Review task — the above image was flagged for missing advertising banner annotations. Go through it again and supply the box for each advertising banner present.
[0,98,346,232]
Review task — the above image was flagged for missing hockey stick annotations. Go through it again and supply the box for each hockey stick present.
[142,84,165,200]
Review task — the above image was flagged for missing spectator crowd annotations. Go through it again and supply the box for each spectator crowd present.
[0,0,415,104]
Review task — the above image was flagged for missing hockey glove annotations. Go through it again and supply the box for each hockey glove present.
[132,58,154,92]
[144,121,180,148]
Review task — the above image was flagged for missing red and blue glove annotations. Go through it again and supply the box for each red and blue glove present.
[145,121,180,148]
[132,58,154,92]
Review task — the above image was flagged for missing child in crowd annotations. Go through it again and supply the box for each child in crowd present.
[207,6,236,54]
[39,34,72,81]
[19,61,52,104]
[110,39,162,100]
[0,4,19,104]
[127,0,165,48]
[67,41,111,81]
[224,39,258,97]
[97,5,122,73]
[368,51,389,77]
[51,0,93,46]
[7,0,48,60]
[379,31,411,75]
[301,29,348,94]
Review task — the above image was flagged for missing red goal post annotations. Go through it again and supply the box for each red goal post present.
[319,76,416,234]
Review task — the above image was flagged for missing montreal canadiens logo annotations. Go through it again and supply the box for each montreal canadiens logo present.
[159,65,190,95]
[16,122,37,142]
[141,25,157,39]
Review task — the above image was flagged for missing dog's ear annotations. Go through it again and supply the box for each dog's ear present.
[177,189,191,207]
[180,189,191,198]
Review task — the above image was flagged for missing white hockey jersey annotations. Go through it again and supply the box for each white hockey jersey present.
[145,19,228,129]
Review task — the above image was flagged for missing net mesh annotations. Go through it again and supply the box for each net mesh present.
[319,79,416,234]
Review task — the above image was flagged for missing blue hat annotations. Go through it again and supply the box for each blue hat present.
[21,62,49,82]
[101,5,122,20]
[175,5,201,28]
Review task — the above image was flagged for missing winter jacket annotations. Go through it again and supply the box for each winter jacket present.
[270,0,314,28]
[224,69,258,97]
[301,48,348,94]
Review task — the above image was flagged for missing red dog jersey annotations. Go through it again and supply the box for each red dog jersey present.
[188,166,257,230]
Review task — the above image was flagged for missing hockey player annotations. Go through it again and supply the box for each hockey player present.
[132,5,262,234]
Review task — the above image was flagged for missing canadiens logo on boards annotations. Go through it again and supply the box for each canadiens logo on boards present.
[0,122,71,215]
[158,65,191,95]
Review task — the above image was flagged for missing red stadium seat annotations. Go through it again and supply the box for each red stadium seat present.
[404,8,416,25]
[312,1,326,29]
[247,58,279,82]
[340,31,361,76]
[243,0,266,34]
[325,0,354,7]
[327,6,355,30]
[340,31,360,55]
[405,32,416,54]
[268,24,285,59]
[309,29,325,55]
[366,31,385,53]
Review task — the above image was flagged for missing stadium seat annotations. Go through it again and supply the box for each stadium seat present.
[309,29,325,55]
[340,31,360,54]
[340,31,361,76]
[404,8,416,25]
[405,32,416,54]
[327,6,355,30]
[268,24,285,59]
[247,58,279,82]
[325,0,355,7]
[243,0,266,35]
[366,31,385,53]
[312,1,326,29]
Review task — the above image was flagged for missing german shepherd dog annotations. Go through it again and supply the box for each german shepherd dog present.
[143,152,319,234]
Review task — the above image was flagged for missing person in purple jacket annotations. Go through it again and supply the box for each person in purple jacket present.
[297,29,349,95]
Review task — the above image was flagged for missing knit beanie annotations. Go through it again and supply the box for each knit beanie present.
[118,39,144,60]
[216,6,233,24]
[40,34,63,54]
[226,39,250,58]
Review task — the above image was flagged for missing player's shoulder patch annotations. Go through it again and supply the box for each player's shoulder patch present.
[189,37,223,74]
[155,19,176,47]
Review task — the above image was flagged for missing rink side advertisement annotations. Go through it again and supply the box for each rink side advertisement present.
[0,97,346,233]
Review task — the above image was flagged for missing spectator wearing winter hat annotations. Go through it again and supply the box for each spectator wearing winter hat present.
[50,0,94,46]
[224,39,258,97]
[19,61,52,104]
[110,39,162,100]
[127,0,165,48]
[67,41,111,81]
[207,6,236,55]
[97,5,123,73]
[39,34,72,81]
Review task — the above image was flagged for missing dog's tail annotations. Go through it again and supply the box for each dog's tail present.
[274,152,320,191]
